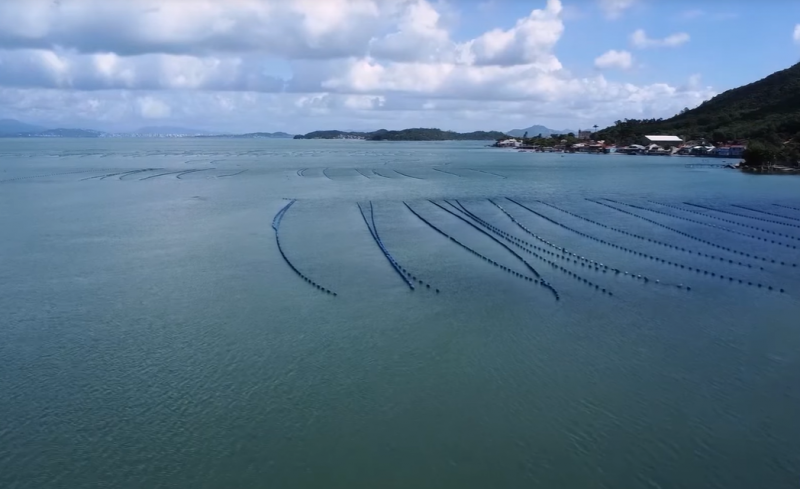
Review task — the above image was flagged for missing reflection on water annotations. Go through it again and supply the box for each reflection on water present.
[1,139,799,489]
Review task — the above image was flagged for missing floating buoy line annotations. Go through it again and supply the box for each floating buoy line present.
[392,169,424,180]
[535,200,759,270]
[176,168,215,179]
[449,200,613,296]
[372,169,392,178]
[1,168,103,183]
[489,199,675,290]
[774,204,800,213]
[404,202,558,300]
[730,204,800,224]
[591,199,795,268]
[322,168,332,180]
[648,200,800,242]
[684,203,800,230]
[506,198,783,293]
[432,168,462,177]
[468,169,506,179]
[217,169,248,178]
[272,200,337,296]
[354,169,372,179]
[357,202,421,291]
[603,198,797,250]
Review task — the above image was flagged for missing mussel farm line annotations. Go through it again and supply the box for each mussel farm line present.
[322,168,333,180]
[217,170,248,178]
[604,199,797,250]
[592,199,795,269]
[140,170,187,180]
[432,168,462,177]
[648,200,800,242]
[774,204,800,213]
[536,200,759,270]
[423,200,561,300]
[730,204,800,224]
[272,200,337,297]
[372,169,392,178]
[489,199,672,289]
[392,169,424,180]
[450,200,613,296]
[404,202,558,300]
[357,203,417,291]
[685,203,800,231]
[355,169,372,179]
[468,169,507,179]
[506,198,784,293]
[176,168,215,179]
[1,168,103,183]
[81,169,147,181]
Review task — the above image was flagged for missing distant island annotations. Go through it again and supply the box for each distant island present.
[0,120,294,139]
[294,128,507,141]
[506,124,577,138]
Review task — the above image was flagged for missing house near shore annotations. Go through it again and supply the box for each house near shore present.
[645,135,683,148]
[496,138,521,148]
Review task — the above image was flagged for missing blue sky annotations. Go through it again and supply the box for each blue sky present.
[0,0,798,133]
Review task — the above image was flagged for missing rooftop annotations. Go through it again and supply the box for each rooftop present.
[645,135,683,142]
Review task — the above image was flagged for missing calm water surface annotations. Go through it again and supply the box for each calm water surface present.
[1,139,799,488]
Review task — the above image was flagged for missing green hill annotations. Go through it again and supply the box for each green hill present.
[294,128,507,141]
[595,62,800,154]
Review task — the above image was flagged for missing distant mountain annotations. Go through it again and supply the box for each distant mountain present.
[135,126,213,135]
[0,119,46,134]
[506,125,576,138]
[295,128,507,141]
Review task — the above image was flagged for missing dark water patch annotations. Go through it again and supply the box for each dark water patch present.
[591,199,794,271]
[685,203,800,231]
[272,200,336,296]
[649,201,800,243]
[537,201,759,270]
[606,199,797,250]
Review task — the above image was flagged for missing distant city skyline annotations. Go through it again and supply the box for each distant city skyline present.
[0,0,798,133]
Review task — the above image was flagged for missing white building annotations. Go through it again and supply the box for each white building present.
[645,135,683,148]
[497,138,521,148]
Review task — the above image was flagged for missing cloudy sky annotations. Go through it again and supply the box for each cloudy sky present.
[0,0,799,133]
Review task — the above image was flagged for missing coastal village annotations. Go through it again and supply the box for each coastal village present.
[494,132,746,159]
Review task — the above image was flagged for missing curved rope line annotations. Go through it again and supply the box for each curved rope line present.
[357,203,415,290]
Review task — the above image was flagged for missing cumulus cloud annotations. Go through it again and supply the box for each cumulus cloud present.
[794,24,800,44]
[594,50,633,70]
[0,0,716,132]
[598,0,637,19]
[631,29,690,48]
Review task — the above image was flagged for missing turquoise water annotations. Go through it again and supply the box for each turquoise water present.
[1,139,799,488]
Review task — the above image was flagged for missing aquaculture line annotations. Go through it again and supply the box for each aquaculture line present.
[490,199,671,289]
[450,200,613,296]
[404,202,559,300]
[774,204,800,213]
[537,200,758,270]
[592,199,794,269]
[508,198,783,292]
[357,202,419,291]
[648,200,800,243]
[685,203,800,231]
[272,200,337,296]
[730,204,800,224]
[604,199,797,251]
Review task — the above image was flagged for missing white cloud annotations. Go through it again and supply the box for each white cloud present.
[794,24,800,44]
[594,50,633,70]
[598,0,637,19]
[0,0,717,133]
[137,96,171,119]
[631,29,690,48]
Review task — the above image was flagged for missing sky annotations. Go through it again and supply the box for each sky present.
[0,0,799,134]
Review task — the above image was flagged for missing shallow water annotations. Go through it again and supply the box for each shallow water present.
[1,139,799,489]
